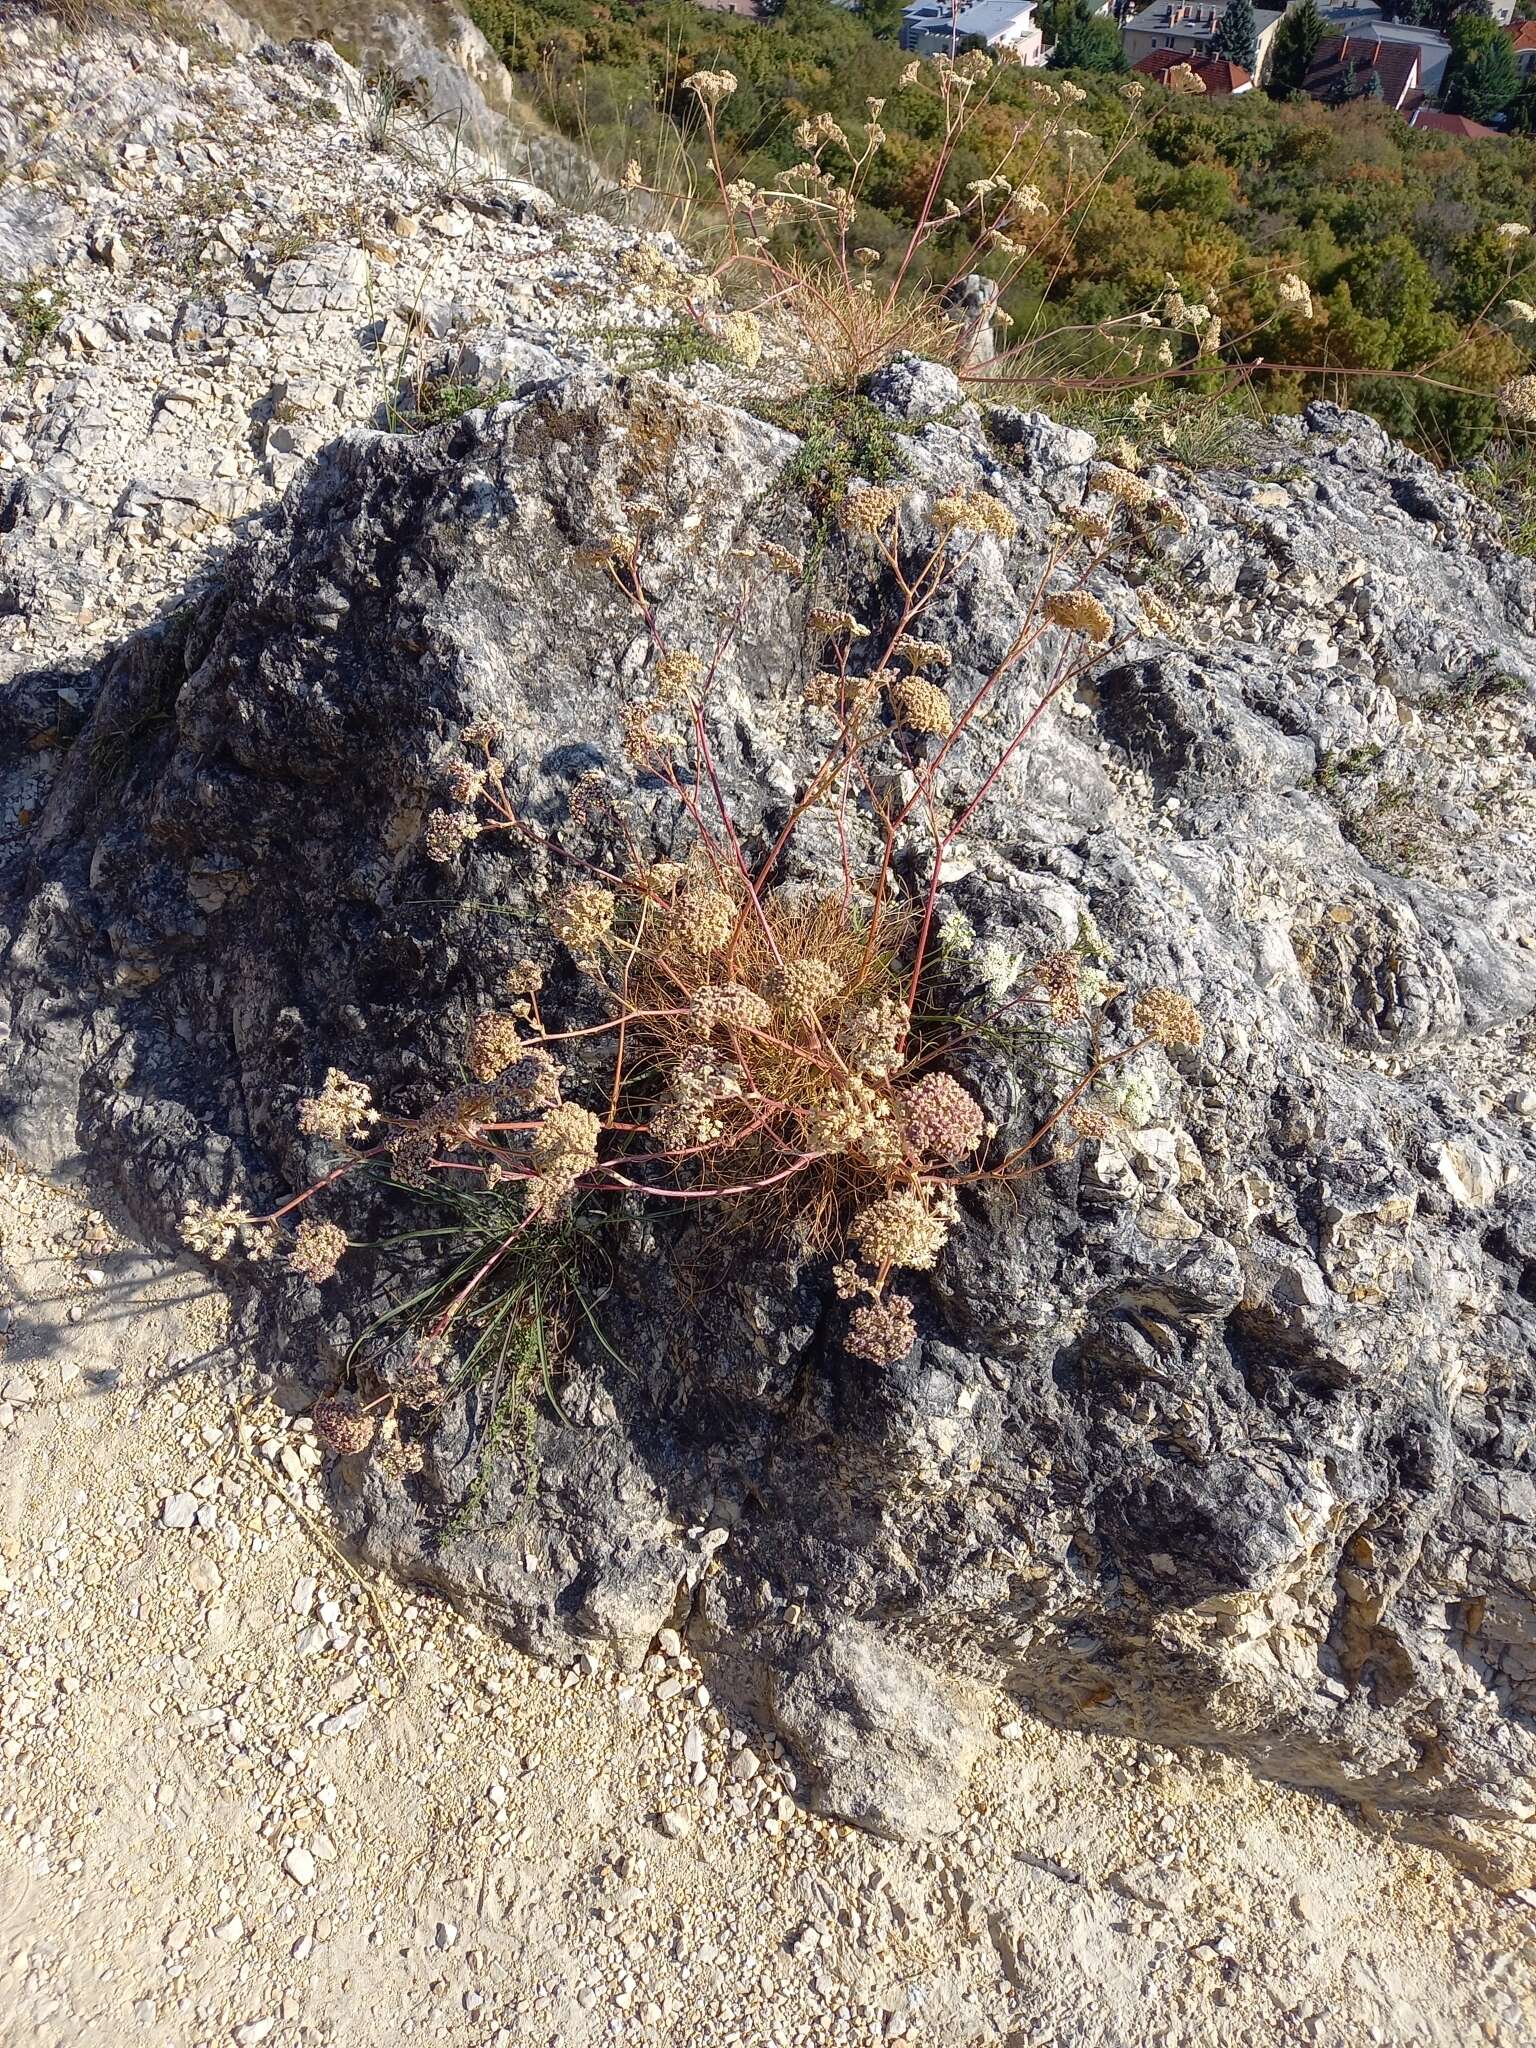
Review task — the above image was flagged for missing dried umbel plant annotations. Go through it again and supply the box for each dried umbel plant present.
[202,472,1204,1391]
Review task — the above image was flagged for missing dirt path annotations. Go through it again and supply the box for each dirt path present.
[1,1156,1532,2048]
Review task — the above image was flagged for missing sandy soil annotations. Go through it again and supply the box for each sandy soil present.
[1,1154,1533,2048]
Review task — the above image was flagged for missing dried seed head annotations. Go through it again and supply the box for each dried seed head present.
[413,1089,496,1161]
[371,1418,426,1476]
[840,487,904,537]
[525,1102,600,1219]
[690,982,773,1035]
[654,1046,741,1148]
[569,770,611,828]
[388,1131,436,1187]
[845,1292,917,1365]
[505,957,545,998]
[673,1045,743,1103]
[805,670,879,726]
[1091,464,1155,510]
[889,675,953,736]
[900,1073,986,1164]
[297,1068,378,1147]
[831,1258,868,1301]
[843,995,908,1077]
[287,1218,348,1283]
[796,110,851,152]
[312,1392,375,1456]
[1044,591,1114,643]
[1032,951,1084,1025]
[654,649,706,708]
[1138,589,1182,640]
[521,1173,570,1221]
[805,1078,901,1167]
[550,882,616,954]
[1499,374,1536,426]
[392,1340,447,1405]
[1070,1104,1119,1140]
[423,808,481,862]
[932,489,1017,541]
[673,884,737,956]
[461,717,501,750]
[1135,986,1204,1049]
[808,608,870,641]
[775,957,844,1018]
[443,757,485,806]
[652,1100,727,1149]
[499,1047,564,1111]
[719,309,762,370]
[685,67,737,107]
[467,1011,524,1082]
[645,860,688,898]
[179,1200,249,1261]
[894,636,951,670]
[1277,272,1313,318]
[621,701,668,770]
[851,1186,957,1271]
[531,1101,601,1179]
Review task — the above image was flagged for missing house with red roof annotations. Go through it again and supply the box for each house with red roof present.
[1509,19,1536,74]
[1406,105,1506,139]
[1131,45,1254,90]
[1302,34,1422,110]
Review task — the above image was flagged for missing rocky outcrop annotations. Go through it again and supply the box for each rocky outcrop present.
[4,347,1535,1882]
[0,6,675,727]
[4,2,1536,1892]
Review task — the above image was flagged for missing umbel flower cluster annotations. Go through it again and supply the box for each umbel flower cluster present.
[182,471,1205,1402]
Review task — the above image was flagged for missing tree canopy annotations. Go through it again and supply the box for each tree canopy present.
[1267,0,1326,95]
[1442,11,1522,119]
[1047,3,1130,71]
[1210,0,1260,72]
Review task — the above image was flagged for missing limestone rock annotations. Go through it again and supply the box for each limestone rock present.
[770,1623,990,1840]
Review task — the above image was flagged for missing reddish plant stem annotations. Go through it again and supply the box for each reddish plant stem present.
[252,1155,373,1225]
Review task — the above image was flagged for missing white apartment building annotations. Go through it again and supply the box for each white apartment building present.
[900,0,1045,64]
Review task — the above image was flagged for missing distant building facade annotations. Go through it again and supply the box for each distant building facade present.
[1315,5,1450,94]
[1120,0,1283,75]
[900,0,1044,62]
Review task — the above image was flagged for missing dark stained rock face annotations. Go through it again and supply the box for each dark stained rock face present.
[4,365,1535,1878]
